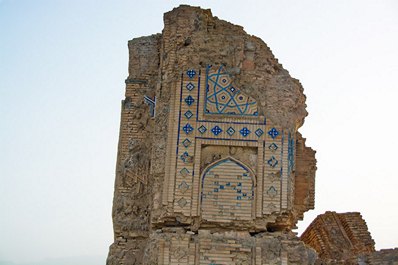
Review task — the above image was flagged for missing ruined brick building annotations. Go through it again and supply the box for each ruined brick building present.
[106,5,398,265]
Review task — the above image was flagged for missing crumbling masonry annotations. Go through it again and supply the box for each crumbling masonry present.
[106,5,397,265]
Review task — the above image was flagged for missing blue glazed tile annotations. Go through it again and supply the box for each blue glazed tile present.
[255,128,264,137]
[184,110,193,119]
[269,143,278,151]
[211,125,223,136]
[226,127,235,136]
[268,127,279,139]
[185,95,195,106]
[186,82,195,91]
[186,69,196,79]
[182,138,191,148]
[180,152,190,163]
[182,123,194,134]
[198,125,207,134]
[240,127,251,137]
[267,156,278,168]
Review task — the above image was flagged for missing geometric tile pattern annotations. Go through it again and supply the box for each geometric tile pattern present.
[182,138,191,148]
[201,159,253,222]
[182,123,194,134]
[170,67,289,218]
[255,128,264,137]
[268,143,278,152]
[185,95,195,106]
[205,66,258,116]
[268,127,279,139]
[198,125,207,134]
[267,156,278,168]
[226,127,235,136]
[267,186,278,197]
[184,110,193,119]
[186,69,196,79]
[239,127,251,137]
[186,82,195,91]
[178,181,189,193]
[211,125,222,136]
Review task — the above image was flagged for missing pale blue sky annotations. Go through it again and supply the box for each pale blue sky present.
[1,1,397,264]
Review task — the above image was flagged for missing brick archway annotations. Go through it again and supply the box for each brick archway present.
[200,157,256,222]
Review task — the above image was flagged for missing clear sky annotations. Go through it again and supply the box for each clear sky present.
[1,0,397,264]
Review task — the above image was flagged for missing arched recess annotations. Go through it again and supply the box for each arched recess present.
[200,157,256,222]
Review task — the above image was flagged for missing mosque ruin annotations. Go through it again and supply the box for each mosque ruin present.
[106,5,398,265]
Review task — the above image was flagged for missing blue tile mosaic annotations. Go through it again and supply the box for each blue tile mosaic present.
[226,127,235,136]
[184,110,193,119]
[198,125,207,134]
[186,69,196,79]
[269,143,278,151]
[182,123,194,134]
[240,127,251,137]
[182,138,191,148]
[184,95,195,106]
[211,125,223,136]
[180,152,190,163]
[228,86,237,95]
[186,82,195,91]
[205,66,258,116]
[255,128,264,137]
[267,156,278,168]
[268,127,279,139]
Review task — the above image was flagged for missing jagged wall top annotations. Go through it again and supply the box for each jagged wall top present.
[128,5,308,129]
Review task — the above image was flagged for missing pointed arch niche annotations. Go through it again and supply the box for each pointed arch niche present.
[200,157,256,222]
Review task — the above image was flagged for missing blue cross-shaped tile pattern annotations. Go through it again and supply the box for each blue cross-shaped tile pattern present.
[185,95,195,106]
[239,127,251,137]
[186,69,196,79]
[268,128,279,139]
[182,123,194,134]
[211,125,223,136]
